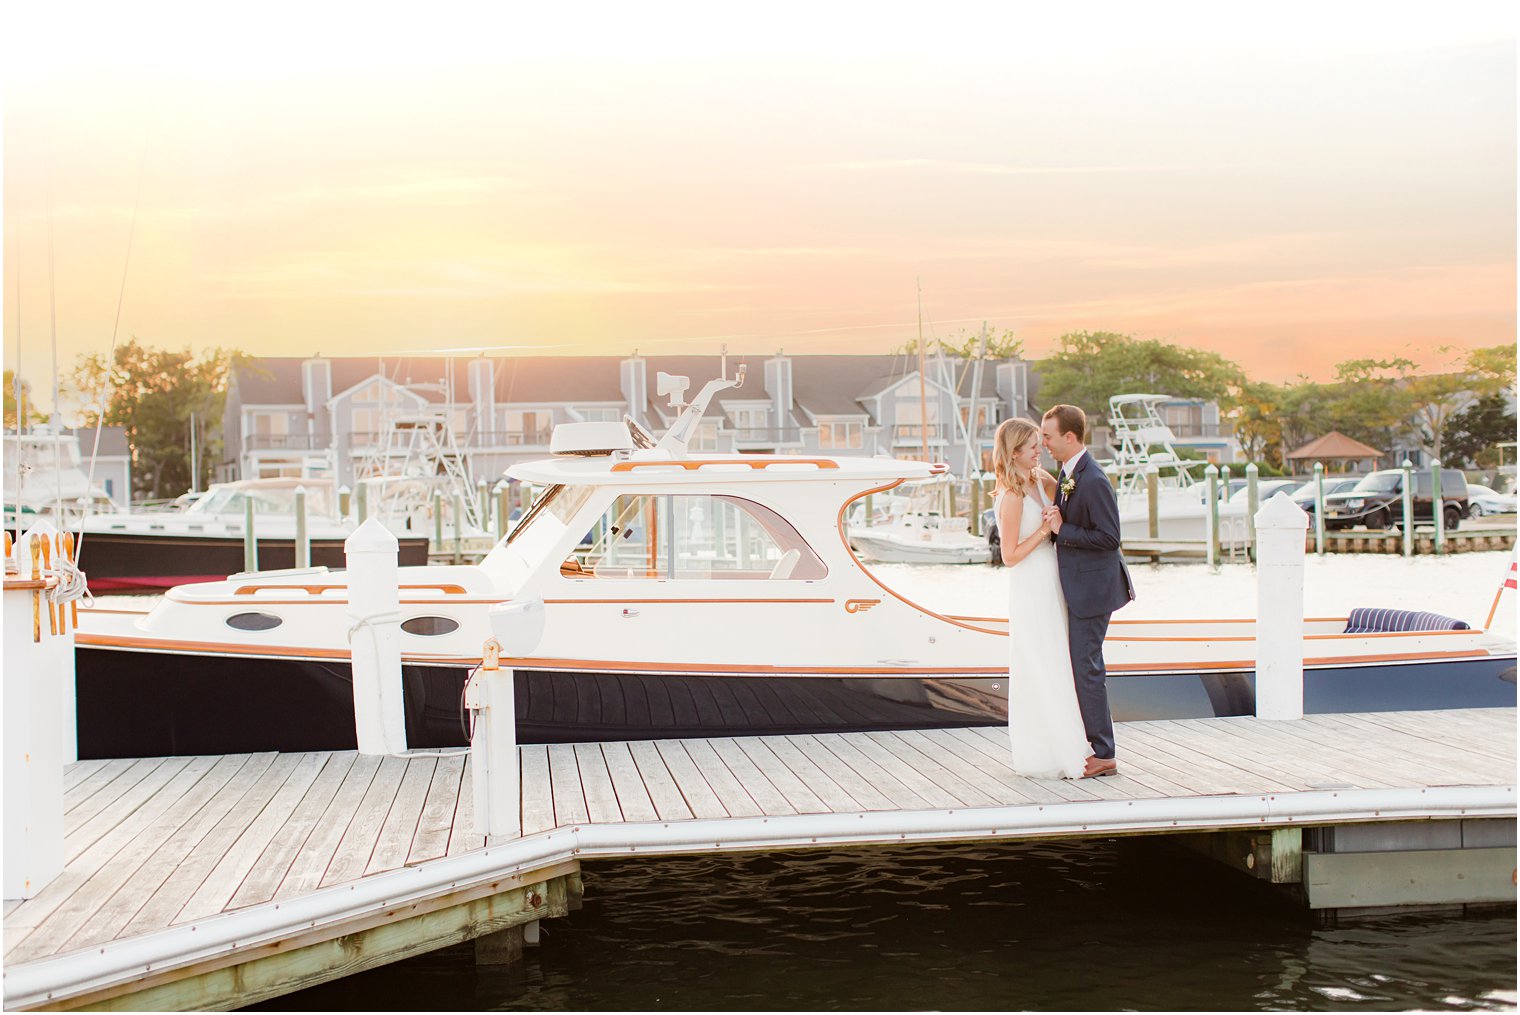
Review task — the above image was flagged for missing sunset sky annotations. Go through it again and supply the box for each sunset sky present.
[3,2,1515,410]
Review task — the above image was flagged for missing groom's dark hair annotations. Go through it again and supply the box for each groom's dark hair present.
[1043,404,1087,441]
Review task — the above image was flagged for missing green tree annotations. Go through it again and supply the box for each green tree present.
[3,370,42,429]
[1466,341,1517,392]
[1035,330,1247,419]
[1441,393,1517,468]
[893,327,1024,361]
[73,339,246,500]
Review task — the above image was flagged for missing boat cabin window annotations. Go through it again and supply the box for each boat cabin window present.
[569,494,826,580]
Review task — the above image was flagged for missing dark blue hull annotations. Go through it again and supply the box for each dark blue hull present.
[73,648,1515,759]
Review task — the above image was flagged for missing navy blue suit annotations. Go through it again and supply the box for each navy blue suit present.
[1051,451,1134,760]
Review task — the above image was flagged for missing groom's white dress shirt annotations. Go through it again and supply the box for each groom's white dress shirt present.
[1059,448,1087,485]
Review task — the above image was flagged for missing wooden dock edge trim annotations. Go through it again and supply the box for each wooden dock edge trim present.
[836,480,1007,637]
[4,859,581,1012]
[7,786,1513,1011]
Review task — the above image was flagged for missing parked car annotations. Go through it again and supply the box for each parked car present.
[1322,468,1469,531]
[1225,479,1300,505]
[1466,484,1517,518]
[983,508,1001,565]
[1289,477,1362,515]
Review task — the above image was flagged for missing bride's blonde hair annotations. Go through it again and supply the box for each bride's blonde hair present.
[993,418,1041,497]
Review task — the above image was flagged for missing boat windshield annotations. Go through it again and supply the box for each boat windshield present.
[190,484,335,517]
[1351,473,1401,494]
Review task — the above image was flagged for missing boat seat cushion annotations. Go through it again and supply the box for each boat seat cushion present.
[1343,607,1470,634]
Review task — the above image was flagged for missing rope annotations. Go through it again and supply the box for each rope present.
[47,549,92,610]
[346,611,403,643]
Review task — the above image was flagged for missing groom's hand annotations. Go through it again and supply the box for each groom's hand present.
[1043,505,1063,534]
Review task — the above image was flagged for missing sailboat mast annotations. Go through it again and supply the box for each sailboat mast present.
[916,281,928,463]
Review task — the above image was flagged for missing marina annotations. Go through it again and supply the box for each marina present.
[2,708,1513,1011]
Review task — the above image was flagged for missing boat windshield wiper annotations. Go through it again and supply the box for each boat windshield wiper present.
[505,484,565,545]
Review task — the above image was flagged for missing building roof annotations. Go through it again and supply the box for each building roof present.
[229,354,1013,421]
[66,426,130,457]
[1286,430,1384,461]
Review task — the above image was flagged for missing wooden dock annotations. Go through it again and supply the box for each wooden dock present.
[4,708,1515,1010]
[1124,521,1516,561]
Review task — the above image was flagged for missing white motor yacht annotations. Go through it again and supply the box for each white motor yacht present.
[71,371,1516,758]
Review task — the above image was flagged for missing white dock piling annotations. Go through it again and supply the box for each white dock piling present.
[1254,494,1309,720]
[294,485,310,570]
[344,519,407,755]
[4,525,68,900]
[469,599,546,842]
[1401,459,1414,558]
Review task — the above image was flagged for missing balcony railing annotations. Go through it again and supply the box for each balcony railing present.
[469,429,556,447]
[244,434,327,451]
[891,424,951,444]
[1167,422,1222,439]
[729,427,804,444]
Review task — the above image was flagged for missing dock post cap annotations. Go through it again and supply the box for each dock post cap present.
[1204,463,1219,476]
[343,517,399,553]
[1255,492,1309,530]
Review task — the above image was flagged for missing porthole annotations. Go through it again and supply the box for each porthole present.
[225,612,283,632]
[401,616,459,637]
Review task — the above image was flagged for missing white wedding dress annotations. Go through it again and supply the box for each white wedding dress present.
[998,486,1091,779]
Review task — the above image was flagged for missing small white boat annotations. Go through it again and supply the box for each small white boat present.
[74,478,432,592]
[849,511,992,565]
[70,369,1517,758]
[3,429,116,532]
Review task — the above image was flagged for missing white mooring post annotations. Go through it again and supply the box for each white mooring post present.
[344,519,408,755]
[1254,494,1309,720]
[468,599,546,842]
[4,525,67,900]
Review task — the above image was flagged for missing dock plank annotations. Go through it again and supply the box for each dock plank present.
[447,758,484,855]
[653,740,728,819]
[123,753,304,934]
[64,758,170,839]
[600,742,660,823]
[274,754,383,900]
[319,756,410,888]
[953,728,1105,803]
[178,753,334,922]
[706,737,802,815]
[408,754,467,864]
[573,743,626,824]
[857,732,999,808]
[364,756,439,876]
[229,753,360,909]
[628,741,695,820]
[678,738,765,818]
[549,744,591,827]
[795,734,923,811]
[758,736,861,813]
[8,755,225,960]
[520,745,557,834]
[38,755,270,956]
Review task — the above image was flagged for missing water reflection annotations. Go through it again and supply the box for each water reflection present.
[255,840,1515,1011]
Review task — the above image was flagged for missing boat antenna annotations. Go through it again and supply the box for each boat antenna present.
[76,134,148,556]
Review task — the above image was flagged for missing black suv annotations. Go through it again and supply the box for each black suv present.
[1322,468,1469,531]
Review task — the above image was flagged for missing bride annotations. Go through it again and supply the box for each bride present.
[993,418,1091,780]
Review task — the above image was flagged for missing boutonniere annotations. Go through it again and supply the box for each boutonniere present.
[1060,475,1076,497]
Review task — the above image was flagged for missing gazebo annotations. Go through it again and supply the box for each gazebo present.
[1285,431,1384,474]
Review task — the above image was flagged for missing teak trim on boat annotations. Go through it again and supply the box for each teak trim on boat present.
[611,458,840,472]
[837,479,1007,636]
[231,583,469,596]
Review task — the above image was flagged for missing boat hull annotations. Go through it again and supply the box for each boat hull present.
[73,647,1516,759]
[78,533,432,592]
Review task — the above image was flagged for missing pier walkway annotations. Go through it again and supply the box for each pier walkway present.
[4,708,1514,1010]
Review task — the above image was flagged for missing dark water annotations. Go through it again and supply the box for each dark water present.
[255,839,1516,1011]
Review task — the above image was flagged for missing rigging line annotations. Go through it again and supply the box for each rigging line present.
[77,134,149,557]
[48,159,62,525]
[10,207,22,535]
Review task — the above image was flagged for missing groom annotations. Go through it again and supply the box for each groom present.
[1040,404,1135,778]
